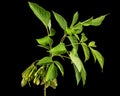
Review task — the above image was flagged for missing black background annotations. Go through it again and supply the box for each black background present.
[8,0,117,95]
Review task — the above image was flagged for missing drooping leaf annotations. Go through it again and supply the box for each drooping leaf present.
[46,63,58,81]
[90,47,104,69]
[81,43,90,62]
[36,36,53,46]
[50,79,58,89]
[69,49,83,72]
[70,11,79,27]
[33,75,41,85]
[28,2,51,28]
[54,61,64,76]
[37,56,53,66]
[73,64,81,85]
[88,41,97,47]
[81,65,87,86]
[22,63,35,79]
[49,42,67,55]
[80,33,88,43]
[21,78,28,87]
[68,35,78,50]
[91,14,108,26]
[53,11,67,30]
[81,17,93,26]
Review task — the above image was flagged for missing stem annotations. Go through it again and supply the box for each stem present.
[44,85,46,96]
[60,33,67,42]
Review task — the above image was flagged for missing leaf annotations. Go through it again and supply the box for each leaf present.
[37,56,53,66]
[81,65,87,86]
[28,2,51,28]
[81,43,90,62]
[88,41,97,47]
[66,27,74,35]
[90,47,104,69]
[50,79,58,89]
[81,17,93,26]
[53,11,67,30]
[46,63,58,81]
[49,42,67,55]
[73,64,81,85]
[73,22,83,34]
[33,76,40,85]
[70,11,79,27]
[22,64,35,79]
[80,33,88,42]
[69,49,83,72]
[54,61,64,76]
[21,78,28,87]
[49,28,56,36]
[36,36,53,46]
[91,14,108,26]
[68,35,78,50]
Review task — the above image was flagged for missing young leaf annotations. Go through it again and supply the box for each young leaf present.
[70,11,79,27]
[50,79,58,89]
[69,49,83,72]
[37,56,53,66]
[68,35,78,50]
[46,63,58,81]
[91,14,107,26]
[80,33,88,43]
[36,36,53,46]
[90,47,104,69]
[53,11,67,30]
[88,41,97,47]
[54,61,64,76]
[28,2,51,28]
[81,43,90,62]
[49,42,67,55]
[73,64,81,85]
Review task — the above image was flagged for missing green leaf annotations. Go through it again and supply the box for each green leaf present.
[73,22,83,34]
[28,2,51,28]
[91,14,107,26]
[81,17,93,26]
[66,27,74,35]
[49,28,56,36]
[36,36,53,46]
[88,41,97,47]
[81,43,90,62]
[69,49,83,72]
[81,65,87,86]
[49,42,67,55]
[54,61,64,76]
[90,48,104,69]
[37,56,53,66]
[80,33,88,42]
[46,63,58,81]
[68,35,78,50]
[70,11,79,27]
[53,11,67,30]
[73,64,81,85]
